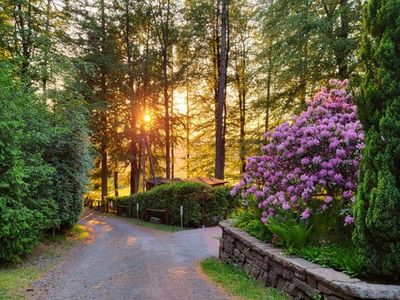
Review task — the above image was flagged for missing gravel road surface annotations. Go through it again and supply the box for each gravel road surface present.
[29,210,229,300]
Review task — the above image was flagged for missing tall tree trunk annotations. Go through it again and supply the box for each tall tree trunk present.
[337,0,349,79]
[212,0,220,119]
[170,52,175,178]
[156,0,171,179]
[238,63,246,174]
[186,71,190,178]
[100,0,108,200]
[163,47,170,178]
[124,0,139,194]
[42,0,51,96]
[265,45,272,133]
[114,170,119,197]
[215,0,228,179]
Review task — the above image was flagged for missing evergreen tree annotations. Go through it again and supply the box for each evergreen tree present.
[353,0,400,278]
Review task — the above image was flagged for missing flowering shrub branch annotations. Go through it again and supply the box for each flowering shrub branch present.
[232,80,364,225]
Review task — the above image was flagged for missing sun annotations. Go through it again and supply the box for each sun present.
[144,113,151,123]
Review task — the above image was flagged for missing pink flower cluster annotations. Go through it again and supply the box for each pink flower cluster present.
[232,80,364,224]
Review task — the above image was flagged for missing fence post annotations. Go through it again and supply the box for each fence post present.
[180,205,184,229]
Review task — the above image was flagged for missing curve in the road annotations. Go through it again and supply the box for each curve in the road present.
[30,211,229,300]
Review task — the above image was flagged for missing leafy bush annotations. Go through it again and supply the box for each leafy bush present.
[353,0,400,278]
[232,80,364,226]
[233,197,272,241]
[45,94,92,229]
[130,182,239,227]
[0,198,44,263]
[0,62,91,262]
[205,186,240,225]
[136,182,205,227]
[105,195,135,207]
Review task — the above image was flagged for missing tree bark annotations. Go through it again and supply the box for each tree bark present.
[215,0,228,179]
[337,0,349,79]
[186,69,190,177]
[100,0,108,200]
[114,171,119,197]
[123,0,139,194]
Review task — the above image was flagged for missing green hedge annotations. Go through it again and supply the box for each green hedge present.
[105,195,134,207]
[0,62,91,263]
[0,198,44,263]
[111,183,239,227]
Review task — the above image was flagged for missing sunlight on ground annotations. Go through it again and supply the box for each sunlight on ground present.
[126,236,137,246]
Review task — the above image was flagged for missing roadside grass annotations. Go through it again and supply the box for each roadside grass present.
[0,224,89,299]
[200,258,287,300]
[127,217,182,232]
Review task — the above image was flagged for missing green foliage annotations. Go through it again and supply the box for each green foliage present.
[205,186,240,225]
[132,182,239,227]
[0,62,91,262]
[0,198,43,263]
[136,182,204,227]
[266,216,312,249]
[105,195,135,207]
[354,0,400,278]
[46,93,92,229]
[307,206,353,246]
[234,197,272,241]
[291,244,365,277]
[200,258,287,300]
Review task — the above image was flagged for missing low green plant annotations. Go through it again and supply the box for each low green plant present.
[200,258,287,300]
[266,216,312,249]
[290,244,364,277]
[233,197,272,241]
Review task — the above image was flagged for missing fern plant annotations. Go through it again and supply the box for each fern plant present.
[266,216,312,249]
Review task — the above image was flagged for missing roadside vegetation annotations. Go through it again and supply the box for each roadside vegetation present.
[0,224,89,299]
[200,258,287,300]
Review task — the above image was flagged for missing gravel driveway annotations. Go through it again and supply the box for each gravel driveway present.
[29,210,229,300]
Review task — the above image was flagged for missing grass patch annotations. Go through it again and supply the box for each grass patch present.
[0,265,44,299]
[69,224,90,240]
[128,218,182,232]
[200,258,287,300]
[0,224,89,299]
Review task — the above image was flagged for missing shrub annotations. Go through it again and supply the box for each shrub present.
[0,62,91,262]
[233,196,272,241]
[136,182,205,227]
[131,182,239,227]
[0,198,44,263]
[354,0,400,278]
[232,80,364,228]
[105,195,135,207]
[205,186,240,225]
[45,94,92,229]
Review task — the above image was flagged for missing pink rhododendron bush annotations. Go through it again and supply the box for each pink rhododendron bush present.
[232,80,364,227]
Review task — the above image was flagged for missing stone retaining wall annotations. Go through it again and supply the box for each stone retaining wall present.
[219,220,400,300]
